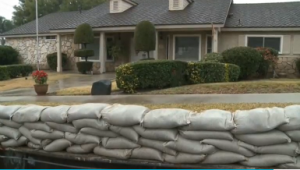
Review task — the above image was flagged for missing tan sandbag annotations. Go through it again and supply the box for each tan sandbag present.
[41,139,52,147]
[240,154,295,167]
[0,119,22,129]
[1,136,27,147]
[12,105,46,123]
[72,119,109,130]
[41,105,70,123]
[202,151,246,164]
[67,103,109,122]
[94,146,132,159]
[179,130,234,141]
[138,138,177,156]
[0,135,8,142]
[0,105,22,119]
[43,139,71,152]
[65,132,101,145]
[278,105,300,131]
[19,126,42,145]
[31,130,64,140]
[24,122,52,132]
[286,130,300,142]
[131,147,163,161]
[133,125,177,141]
[79,127,119,138]
[110,125,139,142]
[0,126,21,140]
[279,157,300,169]
[28,142,42,149]
[102,137,140,149]
[256,142,300,157]
[67,143,98,154]
[46,122,78,133]
[164,153,206,164]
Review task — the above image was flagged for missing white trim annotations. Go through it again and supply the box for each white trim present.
[172,34,202,61]
[205,35,212,54]
[222,28,300,32]
[245,35,283,54]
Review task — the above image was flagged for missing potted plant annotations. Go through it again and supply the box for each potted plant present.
[32,70,48,95]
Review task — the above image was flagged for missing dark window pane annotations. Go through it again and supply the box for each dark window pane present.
[82,38,99,61]
[248,37,263,48]
[265,37,281,52]
[207,36,212,53]
[175,37,199,61]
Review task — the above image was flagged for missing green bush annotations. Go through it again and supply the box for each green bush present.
[0,46,19,65]
[0,67,9,80]
[76,62,93,74]
[74,49,94,61]
[202,53,223,63]
[116,60,188,93]
[74,23,94,45]
[296,59,300,74]
[187,62,240,84]
[140,58,155,61]
[6,64,33,78]
[222,47,261,79]
[46,53,68,71]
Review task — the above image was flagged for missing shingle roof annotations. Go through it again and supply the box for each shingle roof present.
[225,2,300,28]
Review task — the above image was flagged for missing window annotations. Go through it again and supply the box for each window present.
[174,35,201,61]
[106,37,114,61]
[45,36,56,40]
[247,36,282,53]
[173,0,180,8]
[81,37,100,61]
[113,1,119,11]
[206,35,212,54]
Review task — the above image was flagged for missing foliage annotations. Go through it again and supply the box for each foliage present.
[140,58,155,61]
[0,16,14,45]
[6,64,33,78]
[32,70,48,85]
[222,47,261,79]
[256,47,279,77]
[296,59,300,74]
[134,21,156,59]
[74,23,94,46]
[0,46,19,65]
[202,53,223,63]
[187,62,240,84]
[46,52,68,71]
[74,49,94,62]
[108,40,126,61]
[76,61,93,74]
[0,67,9,81]
[60,0,106,11]
[116,60,188,93]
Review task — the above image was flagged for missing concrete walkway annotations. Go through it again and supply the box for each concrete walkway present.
[0,93,300,104]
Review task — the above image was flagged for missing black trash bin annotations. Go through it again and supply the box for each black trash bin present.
[91,80,112,95]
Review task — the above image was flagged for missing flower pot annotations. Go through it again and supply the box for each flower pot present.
[34,84,48,96]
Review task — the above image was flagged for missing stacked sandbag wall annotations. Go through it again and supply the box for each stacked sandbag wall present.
[0,104,299,168]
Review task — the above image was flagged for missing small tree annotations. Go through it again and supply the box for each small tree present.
[134,21,156,59]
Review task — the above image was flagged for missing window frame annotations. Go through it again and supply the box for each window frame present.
[172,34,202,61]
[206,35,213,54]
[245,35,283,54]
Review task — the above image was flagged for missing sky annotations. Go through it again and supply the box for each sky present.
[0,0,300,20]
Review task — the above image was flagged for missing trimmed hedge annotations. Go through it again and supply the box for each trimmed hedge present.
[187,62,240,84]
[0,67,9,81]
[0,64,33,80]
[0,46,19,65]
[76,61,93,74]
[46,53,68,71]
[296,59,300,74]
[116,60,188,93]
[202,53,223,63]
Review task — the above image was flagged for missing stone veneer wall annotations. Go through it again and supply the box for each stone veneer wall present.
[275,56,300,77]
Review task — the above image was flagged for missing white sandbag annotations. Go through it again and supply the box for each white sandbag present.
[164,153,206,164]
[138,138,177,156]
[240,154,294,167]
[143,109,191,129]
[0,105,21,119]
[235,130,291,146]
[201,139,255,157]
[181,110,235,131]
[101,104,149,126]
[133,125,177,141]
[179,130,233,141]
[46,122,78,133]
[43,139,71,152]
[72,119,109,130]
[131,147,163,161]
[202,151,246,164]
[94,146,132,159]
[41,139,52,147]
[1,136,27,147]
[0,119,22,128]
[24,122,52,132]
[279,157,300,169]
[232,107,288,134]
[286,130,300,142]
[102,137,140,149]
[0,135,8,142]
[0,126,21,140]
[67,103,109,122]
[110,126,139,142]
[65,132,101,145]
[79,128,119,138]
[165,136,216,154]
[28,142,42,149]
[12,105,46,123]
[256,142,300,157]
[67,143,98,154]
[278,105,300,131]
[19,126,41,145]
[31,130,64,140]
[41,105,70,123]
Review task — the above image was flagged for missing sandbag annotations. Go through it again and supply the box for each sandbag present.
[165,136,216,154]
[278,105,300,131]
[41,139,53,147]
[46,122,78,133]
[31,130,64,140]
[94,146,132,159]
[240,154,294,167]
[143,109,191,129]
[0,105,21,119]
[279,157,300,169]
[181,110,235,131]
[24,122,52,132]
[179,130,233,141]
[133,125,177,141]
[0,119,22,128]
[101,104,149,126]
[65,132,101,145]
[0,126,21,140]
[19,126,42,145]
[28,142,42,149]
[201,139,255,157]
[0,135,8,142]
[286,130,300,142]
[67,103,109,122]
[79,128,119,138]
[235,130,291,146]
[256,142,300,157]
[43,139,72,152]
[164,153,206,164]
[138,138,176,156]
[41,105,70,123]
[110,126,138,142]
[102,137,140,149]
[12,105,46,123]
[232,107,288,134]
[67,143,98,154]
[72,119,109,130]
[202,151,246,164]
[1,136,27,147]
[131,147,163,161]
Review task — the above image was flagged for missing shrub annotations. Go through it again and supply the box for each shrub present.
[46,53,68,71]
[74,49,94,61]
[116,60,188,93]
[187,62,240,84]
[0,67,9,80]
[74,23,94,45]
[6,64,33,78]
[256,47,279,77]
[202,53,223,63]
[0,46,19,65]
[296,59,300,74]
[77,62,93,74]
[140,58,155,61]
[222,47,261,79]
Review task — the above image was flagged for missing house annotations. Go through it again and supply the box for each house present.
[2,0,300,76]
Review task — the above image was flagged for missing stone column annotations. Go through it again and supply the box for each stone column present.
[100,32,106,74]
[57,34,62,72]
[212,28,218,53]
[154,31,159,60]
